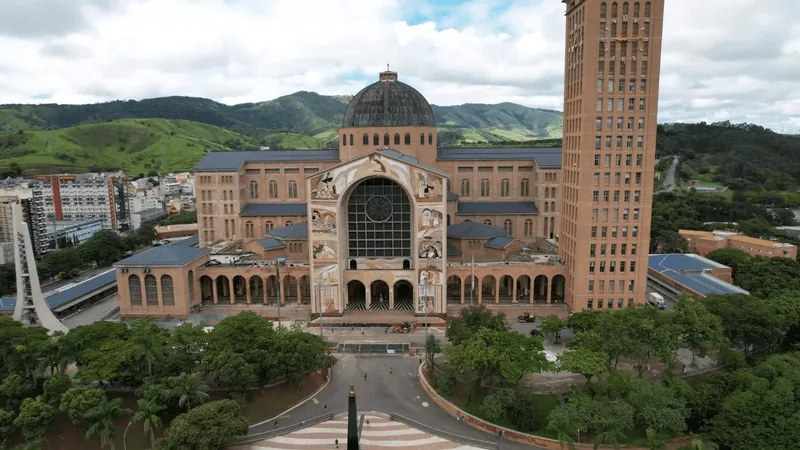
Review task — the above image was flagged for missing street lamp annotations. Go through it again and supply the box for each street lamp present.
[317,279,323,338]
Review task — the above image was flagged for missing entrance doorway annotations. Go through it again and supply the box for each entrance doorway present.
[347,280,366,311]
[370,280,390,311]
[394,280,413,311]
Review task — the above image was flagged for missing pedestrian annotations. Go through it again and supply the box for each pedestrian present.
[364,373,367,380]
[335,439,339,448]
[324,404,327,410]
[274,420,278,427]
[366,419,370,428]
[389,366,392,374]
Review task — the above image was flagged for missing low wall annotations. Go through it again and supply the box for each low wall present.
[390,413,498,449]
[234,413,334,444]
[417,363,689,450]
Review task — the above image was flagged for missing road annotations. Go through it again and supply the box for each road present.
[62,295,120,328]
[658,156,680,192]
[249,354,542,449]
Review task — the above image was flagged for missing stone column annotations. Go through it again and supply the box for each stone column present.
[246,278,252,304]
[389,287,394,310]
[365,285,371,309]
[228,277,234,305]
[547,277,552,304]
[212,278,218,304]
[494,279,500,304]
[280,278,285,305]
[478,279,483,304]
[461,278,465,304]
[296,278,302,305]
[512,278,518,303]
[529,279,534,304]
[263,277,269,305]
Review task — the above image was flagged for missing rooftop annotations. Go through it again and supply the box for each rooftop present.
[45,219,104,233]
[267,222,309,240]
[485,235,515,249]
[648,254,749,297]
[192,149,339,172]
[240,203,307,217]
[457,201,539,215]
[437,147,562,167]
[727,234,796,248]
[377,148,448,177]
[1,269,118,312]
[115,241,210,266]
[341,70,435,128]
[448,220,507,239]
[256,237,285,250]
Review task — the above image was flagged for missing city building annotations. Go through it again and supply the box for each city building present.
[647,253,749,301]
[31,173,132,232]
[680,229,798,260]
[42,218,103,251]
[114,0,666,321]
[0,180,47,256]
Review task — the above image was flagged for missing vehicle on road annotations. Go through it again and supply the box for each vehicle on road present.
[647,292,667,309]
[530,329,544,338]
[518,312,536,323]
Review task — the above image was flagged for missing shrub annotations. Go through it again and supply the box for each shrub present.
[508,395,540,432]
[436,371,456,395]
[480,388,516,421]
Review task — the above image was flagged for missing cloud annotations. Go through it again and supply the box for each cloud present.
[0,0,798,132]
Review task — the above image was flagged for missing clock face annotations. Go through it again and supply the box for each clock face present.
[365,195,393,222]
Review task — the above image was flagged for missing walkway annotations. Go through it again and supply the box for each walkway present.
[248,355,541,449]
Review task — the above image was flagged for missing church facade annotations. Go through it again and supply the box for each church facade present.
[115,0,665,321]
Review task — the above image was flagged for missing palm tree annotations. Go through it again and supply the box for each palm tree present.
[131,321,164,377]
[133,399,165,450]
[173,372,210,412]
[84,398,132,450]
[546,414,578,450]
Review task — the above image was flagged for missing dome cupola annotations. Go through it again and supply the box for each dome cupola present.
[342,69,435,128]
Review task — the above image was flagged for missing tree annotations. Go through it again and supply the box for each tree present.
[590,398,634,450]
[159,400,248,450]
[207,312,275,383]
[445,305,507,346]
[540,315,565,344]
[272,329,335,385]
[644,428,666,450]
[172,372,210,413]
[84,398,131,450]
[424,335,441,373]
[209,350,256,392]
[79,230,124,266]
[59,387,107,425]
[626,379,687,436]
[702,294,783,354]
[559,348,608,384]
[668,297,725,366]
[42,373,72,406]
[652,230,689,254]
[547,405,582,450]
[133,398,165,450]
[14,397,55,440]
[130,319,166,377]
[160,324,208,377]
[0,408,14,440]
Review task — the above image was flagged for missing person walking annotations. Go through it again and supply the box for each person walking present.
[364,373,367,380]
[389,366,392,374]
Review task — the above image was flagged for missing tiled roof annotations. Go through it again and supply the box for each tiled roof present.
[457,201,539,215]
[377,149,448,177]
[115,243,210,266]
[1,269,118,311]
[447,220,507,239]
[173,234,199,247]
[648,253,748,297]
[267,222,308,240]
[447,243,462,256]
[256,237,285,250]
[240,203,307,217]
[447,191,459,201]
[437,147,562,167]
[486,236,515,249]
[192,149,340,172]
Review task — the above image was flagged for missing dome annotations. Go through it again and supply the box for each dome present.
[342,70,435,128]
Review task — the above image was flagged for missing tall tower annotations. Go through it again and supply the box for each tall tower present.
[12,202,68,332]
[559,0,665,311]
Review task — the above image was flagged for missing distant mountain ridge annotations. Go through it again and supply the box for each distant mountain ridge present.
[0,91,563,142]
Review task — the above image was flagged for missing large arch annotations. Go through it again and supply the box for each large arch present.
[128,275,142,306]
[216,276,230,303]
[284,275,298,304]
[516,275,532,304]
[344,177,412,259]
[249,276,264,304]
[233,275,247,304]
[551,275,566,303]
[499,275,514,304]
[464,275,479,304]
[446,275,462,304]
[481,275,496,303]
[534,275,549,303]
[394,280,413,311]
[266,275,279,304]
[299,275,311,304]
[199,275,213,304]
[370,280,390,310]
[347,280,366,310]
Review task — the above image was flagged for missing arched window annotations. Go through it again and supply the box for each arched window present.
[249,181,258,199]
[394,133,400,146]
[373,134,379,145]
[129,275,142,305]
[483,219,492,226]
[524,219,533,236]
[504,220,513,235]
[161,275,174,305]
[349,260,357,270]
[342,134,347,146]
[481,179,490,197]
[551,187,557,198]
[144,275,158,306]
[404,133,411,145]
[551,201,556,212]
[428,133,433,145]
[269,180,278,199]
[622,1,629,15]
[611,2,618,17]
[420,133,425,145]
[363,133,369,145]
[644,1,650,17]
[285,221,293,226]
[545,187,550,198]
[349,134,353,146]
[544,203,549,213]
[521,178,530,196]
[188,270,194,303]
[600,2,607,18]
[265,221,274,233]
[383,133,390,146]
[288,180,297,198]
[245,221,254,238]
[633,1,640,17]
[223,190,228,201]
[500,178,510,197]
[461,179,470,197]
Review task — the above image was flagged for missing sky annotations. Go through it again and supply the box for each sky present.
[1,0,799,132]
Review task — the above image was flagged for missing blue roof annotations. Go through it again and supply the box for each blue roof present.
[192,149,340,171]
[115,242,210,266]
[448,221,507,239]
[377,149,448,177]
[256,237,285,250]
[486,236,515,249]
[648,254,748,297]
[437,147,562,167]
[447,243,462,256]
[457,201,539,215]
[240,203,307,217]
[174,234,199,247]
[267,222,308,240]
[447,191,459,201]
[0,269,119,311]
